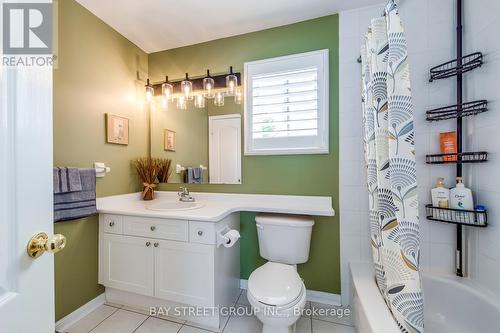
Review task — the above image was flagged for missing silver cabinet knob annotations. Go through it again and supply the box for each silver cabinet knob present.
[154,242,159,247]
[150,226,156,231]
[109,221,115,227]
[146,241,151,247]
[197,230,204,236]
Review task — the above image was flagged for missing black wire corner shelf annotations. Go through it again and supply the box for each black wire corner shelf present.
[429,52,483,82]
[426,204,487,227]
[426,100,488,121]
[426,151,488,164]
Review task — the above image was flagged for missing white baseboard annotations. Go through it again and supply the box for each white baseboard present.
[55,293,106,333]
[239,279,341,306]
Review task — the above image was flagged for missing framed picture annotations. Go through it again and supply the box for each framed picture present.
[106,114,129,145]
[164,129,176,151]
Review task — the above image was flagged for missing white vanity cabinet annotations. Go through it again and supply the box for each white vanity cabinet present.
[98,212,240,330]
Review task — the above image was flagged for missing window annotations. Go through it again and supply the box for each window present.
[244,49,329,155]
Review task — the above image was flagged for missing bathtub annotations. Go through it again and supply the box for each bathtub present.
[350,262,500,333]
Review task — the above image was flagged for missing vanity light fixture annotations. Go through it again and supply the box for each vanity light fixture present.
[147,68,241,108]
[176,95,187,110]
[194,94,206,109]
[145,78,154,102]
[214,91,225,107]
[181,73,193,100]
[203,70,215,99]
[162,76,173,102]
[225,66,238,96]
[234,88,243,105]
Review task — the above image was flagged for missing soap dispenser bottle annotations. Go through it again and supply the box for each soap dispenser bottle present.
[431,178,450,219]
[450,177,474,210]
[431,177,450,208]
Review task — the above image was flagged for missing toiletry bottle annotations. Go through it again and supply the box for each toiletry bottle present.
[431,178,450,219]
[440,131,457,161]
[450,177,474,222]
[431,177,450,208]
[475,205,486,226]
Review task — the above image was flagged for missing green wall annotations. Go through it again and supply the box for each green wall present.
[148,15,340,294]
[53,0,149,320]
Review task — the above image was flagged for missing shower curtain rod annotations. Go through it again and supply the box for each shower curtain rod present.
[356,0,402,63]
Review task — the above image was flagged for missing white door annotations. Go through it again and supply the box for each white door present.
[0,64,56,333]
[154,240,215,306]
[100,234,154,296]
[209,114,242,184]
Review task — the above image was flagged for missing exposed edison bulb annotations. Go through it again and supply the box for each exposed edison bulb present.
[145,78,154,102]
[181,73,193,100]
[162,82,173,102]
[176,96,187,110]
[203,78,215,98]
[203,70,215,99]
[226,76,237,95]
[225,66,238,96]
[194,94,206,109]
[234,88,243,105]
[214,91,225,107]
[145,87,154,102]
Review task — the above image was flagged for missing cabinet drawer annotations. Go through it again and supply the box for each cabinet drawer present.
[123,216,188,241]
[102,214,123,234]
[189,221,216,245]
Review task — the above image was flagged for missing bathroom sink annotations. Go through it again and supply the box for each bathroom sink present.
[146,200,204,211]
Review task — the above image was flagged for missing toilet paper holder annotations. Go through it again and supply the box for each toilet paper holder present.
[217,226,240,248]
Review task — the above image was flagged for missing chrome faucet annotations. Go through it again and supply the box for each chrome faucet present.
[178,187,195,202]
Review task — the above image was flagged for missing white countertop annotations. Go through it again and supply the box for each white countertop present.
[97,191,335,222]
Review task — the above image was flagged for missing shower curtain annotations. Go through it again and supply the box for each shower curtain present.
[361,1,424,332]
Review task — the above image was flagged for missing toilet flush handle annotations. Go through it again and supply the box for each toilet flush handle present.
[256,223,263,230]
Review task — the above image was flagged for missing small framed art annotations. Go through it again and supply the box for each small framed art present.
[106,114,129,145]
[164,129,176,151]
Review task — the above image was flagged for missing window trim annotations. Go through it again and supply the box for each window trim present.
[244,49,329,156]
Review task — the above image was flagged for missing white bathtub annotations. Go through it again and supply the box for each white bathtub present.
[350,262,500,333]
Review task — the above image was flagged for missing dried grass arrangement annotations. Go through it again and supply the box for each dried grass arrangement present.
[132,157,172,200]
[157,158,172,184]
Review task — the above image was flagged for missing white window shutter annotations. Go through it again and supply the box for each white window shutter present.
[244,50,329,155]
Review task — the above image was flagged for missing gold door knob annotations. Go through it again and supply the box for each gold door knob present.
[27,232,67,258]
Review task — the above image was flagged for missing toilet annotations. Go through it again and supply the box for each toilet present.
[247,214,314,333]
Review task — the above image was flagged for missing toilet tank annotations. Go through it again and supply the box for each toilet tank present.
[255,214,314,265]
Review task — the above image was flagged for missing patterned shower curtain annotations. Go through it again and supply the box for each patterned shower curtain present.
[361,1,424,332]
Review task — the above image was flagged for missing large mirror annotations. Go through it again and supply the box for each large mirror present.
[150,95,242,185]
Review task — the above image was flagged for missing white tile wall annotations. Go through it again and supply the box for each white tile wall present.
[339,0,500,304]
[464,0,500,299]
[339,4,380,305]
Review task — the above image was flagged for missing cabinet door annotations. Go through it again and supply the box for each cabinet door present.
[154,240,215,306]
[101,233,154,296]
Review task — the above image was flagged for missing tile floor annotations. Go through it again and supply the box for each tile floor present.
[60,290,356,333]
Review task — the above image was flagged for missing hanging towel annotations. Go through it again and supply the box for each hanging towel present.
[53,167,82,193]
[193,167,203,184]
[54,168,97,222]
[185,167,203,184]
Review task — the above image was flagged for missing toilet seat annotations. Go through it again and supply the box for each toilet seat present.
[248,262,304,308]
